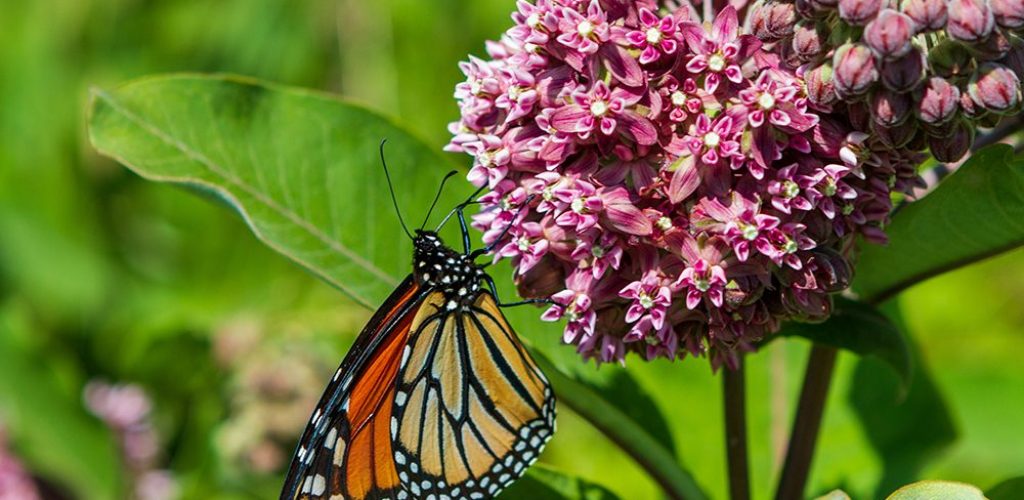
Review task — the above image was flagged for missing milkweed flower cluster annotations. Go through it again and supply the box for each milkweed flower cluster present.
[751,0,1024,161]
[84,381,178,500]
[447,0,926,368]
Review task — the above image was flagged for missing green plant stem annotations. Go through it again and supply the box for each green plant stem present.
[775,344,838,500]
[532,352,708,500]
[724,357,750,500]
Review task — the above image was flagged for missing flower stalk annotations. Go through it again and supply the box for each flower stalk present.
[774,344,839,500]
[723,357,751,500]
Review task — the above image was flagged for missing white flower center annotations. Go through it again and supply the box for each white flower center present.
[758,93,776,110]
[470,80,483,95]
[741,223,759,241]
[823,178,837,197]
[542,186,555,201]
[517,237,531,252]
[671,91,687,107]
[783,180,800,199]
[591,245,605,258]
[577,20,595,38]
[590,100,609,117]
[527,13,541,28]
[842,204,854,215]
[657,216,673,231]
[646,27,662,44]
[784,237,798,254]
[704,131,721,149]
[525,42,540,53]
[695,277,711,292]
[478,150,495,166]
[508,85,522,101]
[566,308,581,322]
[639,293,655,309]
[708,54,726,72]
[571,198,586,213]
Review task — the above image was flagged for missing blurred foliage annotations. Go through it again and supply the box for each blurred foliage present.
[1,0,1024,499]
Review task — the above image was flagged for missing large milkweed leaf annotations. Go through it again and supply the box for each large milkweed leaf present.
[88,74,702,500]
[848,305,957,498]
[854,145,1024,303]
[774,298,911,388]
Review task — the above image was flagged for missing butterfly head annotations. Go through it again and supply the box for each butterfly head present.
[413,230,485,304]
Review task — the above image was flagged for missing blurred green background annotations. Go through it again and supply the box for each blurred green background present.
[0,0,1021,498]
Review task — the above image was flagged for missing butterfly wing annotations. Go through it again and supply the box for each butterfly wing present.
[281,276,423,500]
[391,291,556,498]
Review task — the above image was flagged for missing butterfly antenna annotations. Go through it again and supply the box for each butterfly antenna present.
[434,184,486,232]
[379,139,413,240]
[420,170,459,230]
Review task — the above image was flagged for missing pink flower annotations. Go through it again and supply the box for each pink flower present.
[556,0,610,56]
[619,271,673,339]
[542,270,597,344]
[683,113,744,168]
[464,134,512,188]
[679,7,761,92]
[625,8,681,64]
[571,231,624,278]
[497,221,550,273]
[677,259,728,309]
[550,81,657,144]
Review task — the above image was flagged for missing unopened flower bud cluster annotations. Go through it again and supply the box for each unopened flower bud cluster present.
[751,0,1024,162]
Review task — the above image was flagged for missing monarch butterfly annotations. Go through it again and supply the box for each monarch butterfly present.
[280,147,556,500]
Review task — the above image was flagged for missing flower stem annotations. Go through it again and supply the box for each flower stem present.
[723,357,750,500]
[774,344,838,500]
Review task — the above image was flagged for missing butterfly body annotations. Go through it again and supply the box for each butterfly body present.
[282,230,555,500]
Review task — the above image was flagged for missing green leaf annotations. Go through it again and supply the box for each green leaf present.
[854,145,1024,303]
[89,73,472,310]
[505,464,621,500]
[848,305,958,497]
[987,477,1024,500]
[776,298,911,387]
[887,480,986,499]
[88,74,698,498]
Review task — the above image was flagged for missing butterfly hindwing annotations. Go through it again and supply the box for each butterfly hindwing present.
[391,291,556,498]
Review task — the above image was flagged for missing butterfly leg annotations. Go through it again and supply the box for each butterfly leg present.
[482,273,554,308]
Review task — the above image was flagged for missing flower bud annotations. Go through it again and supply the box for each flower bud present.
[900,0,948,31]
[968,29,1012,61]
[515,254,566,299]
[958,86,985,117]
[916,76,961,124]
[991,0,1024,29]
[807,247,853,293]
[870,88,914,126]
[751,1,799,41]
[871,118,920,148]
[968,62,1023,114]
[1002,35,1024,77]
[792,20,829,60]
[839,0,884,25]
[928,39,975,78]
[865,9,918,59]
[833,43,879,97]
[795,0,828,18]
[805,62,840,106]
[881,45,926,91]
[947,0,996,43]
[928,119,974,162]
